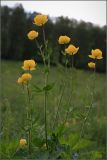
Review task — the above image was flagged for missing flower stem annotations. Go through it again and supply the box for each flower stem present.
[42,26,47,50]
[52,82,65,130]
[26,83,32,154]
[63,55,74,125]
[35,39,46,66]
[79,63,96,140]
[44,73,48,150]
[42,25,49,150]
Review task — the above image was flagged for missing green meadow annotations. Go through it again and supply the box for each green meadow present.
[0,60,106,159]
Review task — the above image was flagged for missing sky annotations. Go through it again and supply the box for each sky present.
[1,1,106,26]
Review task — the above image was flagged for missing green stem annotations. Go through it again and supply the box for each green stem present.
[71,55,74,68]
[62,95,74,130]
[26,82,32,154]
[52,51,68,131]
[44,73,48,150]
[42,26,47,50]
[42,25,49,150]
[79,63,96,140]
[63,55,74,125]
[52,82,65,130]
[35,39,46,66]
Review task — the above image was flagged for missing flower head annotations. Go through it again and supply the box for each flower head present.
[17,77,24,84]
[21,73,32,81]
[65,44,79,55]
[22,60,37,71]
[27,30,39,40]
[89,49,103,59]
[88,62,96,69]
[17,73,32,85]
[34,14,48,26]
[58,35,70,44]
[19,139,27,147]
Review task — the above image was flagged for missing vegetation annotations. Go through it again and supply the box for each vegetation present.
[1,5,106,160]
[0,60,106,159]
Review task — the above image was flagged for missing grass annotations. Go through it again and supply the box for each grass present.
[0,60,106,159]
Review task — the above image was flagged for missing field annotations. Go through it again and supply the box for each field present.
[0,60,106,159]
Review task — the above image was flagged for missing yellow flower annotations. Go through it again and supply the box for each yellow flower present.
[17,77,24,84]
[27,30,39,40]
[22,60,37,71]
[17,73,32,85]
[19,139,27,147]
[58,35,70,44]
[65,44,79,55]
[89,49,103,59]
[34,14,48,26]
[88,62,96,69]
[21,73,32,82]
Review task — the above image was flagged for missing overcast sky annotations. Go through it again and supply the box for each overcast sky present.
[1,1,106,26]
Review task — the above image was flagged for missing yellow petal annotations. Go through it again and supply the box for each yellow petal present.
[30,68,36,71]
[88,55,95,59]
[97,56,103,59]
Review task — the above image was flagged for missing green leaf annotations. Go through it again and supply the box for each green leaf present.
[68,133,79,147]
[72,139,94,151]
[43,83,55,92]
[44,66,49,74]
[32,137,44,148]
[33,85,43,93]
[80,150,103,160]
[59,152,71,160]
[55,124,65,137]
[59,133,79,147]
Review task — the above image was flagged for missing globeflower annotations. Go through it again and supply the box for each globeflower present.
[27,30,39,40]
[33,14,48,26]
[19,139,27,147]
[58,35,70,44]
[88,62,96,69]
[17,77,24,84]
[22,60,37,71]
[17,73,32,85]
[88,49,103,59]
[65,44,79,55]
[21,73,32,82]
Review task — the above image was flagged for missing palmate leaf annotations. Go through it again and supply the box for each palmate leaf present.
[79,150,103,160]
[72,139,94,151]
[54,124,66,138]
[43,83,55,92]
[33,82,55,93]
[60,133,79,147]
[33,85,43,93]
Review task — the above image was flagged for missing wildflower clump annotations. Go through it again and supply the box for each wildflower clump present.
[58,35,70,44]
[88,49,103,59]
[22,60,37,71]
[65,44,79,55]
[33,14,48,26]
[27,30,39,40]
